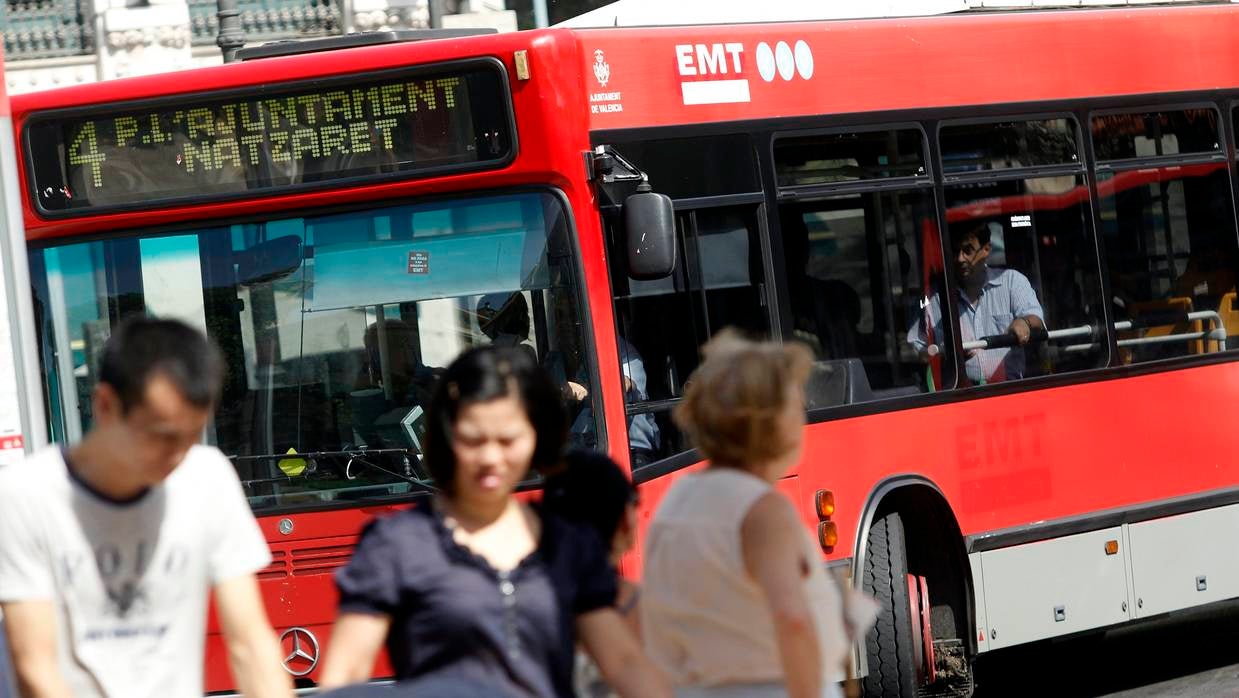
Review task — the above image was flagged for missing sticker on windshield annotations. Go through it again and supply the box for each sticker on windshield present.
[408,250,429,275]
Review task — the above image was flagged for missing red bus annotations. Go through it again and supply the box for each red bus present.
[13,3,1239,695]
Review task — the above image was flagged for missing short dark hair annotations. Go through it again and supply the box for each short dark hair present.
[542,449,635,547]
[97,316,224,413]
[955,222,991,248]
[424,345,567,494]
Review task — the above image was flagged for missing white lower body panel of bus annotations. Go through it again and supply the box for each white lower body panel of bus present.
[972,502,1239,651]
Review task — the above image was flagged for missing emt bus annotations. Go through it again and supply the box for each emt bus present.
[12,2,1239,694]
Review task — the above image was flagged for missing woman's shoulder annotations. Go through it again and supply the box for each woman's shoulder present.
[738,490,805,561]
[655,468,770,520]
[357,500,441,548]
[336,502,444,603]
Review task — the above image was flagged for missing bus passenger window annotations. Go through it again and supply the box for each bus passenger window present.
[943,175,1109,383]
[940,117,1108,384]
[779,191,948,404]
[608,206,770,467]
[775,127,952,406]
[1094,107,1239,363]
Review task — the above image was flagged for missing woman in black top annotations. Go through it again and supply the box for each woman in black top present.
[318,346,669,698]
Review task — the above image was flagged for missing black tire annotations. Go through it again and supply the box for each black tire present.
[862,511,919,697]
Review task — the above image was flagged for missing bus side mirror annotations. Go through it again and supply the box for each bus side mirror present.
[623,183,676,280]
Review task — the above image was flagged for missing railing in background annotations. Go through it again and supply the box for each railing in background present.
[188,0,341,47]
[0,0,93,60]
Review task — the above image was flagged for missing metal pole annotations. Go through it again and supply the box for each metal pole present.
[341,0,355,34]
[427,0,443,28]
[0,102,47,454]
[216,0,245,63]
[532,0,548,27]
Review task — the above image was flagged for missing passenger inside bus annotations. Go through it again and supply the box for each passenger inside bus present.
[361,319,439,405]
[477,292,539,362]
[908,223,1045,386]
[347,318,439,453]
[617,333,660,468]
[476,291,594,427]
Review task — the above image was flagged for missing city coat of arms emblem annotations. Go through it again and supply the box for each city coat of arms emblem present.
[593,49,611,88]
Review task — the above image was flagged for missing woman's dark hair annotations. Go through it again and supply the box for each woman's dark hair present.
[98,316,224,413]
[542,449,635,547]
[424,345,567,494]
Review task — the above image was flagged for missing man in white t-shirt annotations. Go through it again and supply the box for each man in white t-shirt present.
[0,318,291,697]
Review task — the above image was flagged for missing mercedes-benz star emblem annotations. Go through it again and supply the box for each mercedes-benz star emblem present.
[279,627,320,677]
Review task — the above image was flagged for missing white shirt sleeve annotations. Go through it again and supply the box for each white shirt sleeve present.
[203,450,272,586]
[0,475,53,601]
[908,293,941,352]
[1008,270,1045,321]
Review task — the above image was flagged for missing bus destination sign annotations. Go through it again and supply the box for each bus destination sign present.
[25,62,512,215]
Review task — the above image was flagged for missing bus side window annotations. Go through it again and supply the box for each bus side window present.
[608,205,770,469]
[778,191,944,404]
[1094,107,1239,363]
[940,117,1109,384]
[942,175,1109,383]
[774,127,950,406]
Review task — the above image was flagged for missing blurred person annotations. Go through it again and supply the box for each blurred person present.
[317,346,670,698]
[909,223,1045,385]
[0,617,14,698]
[641,330,851,698]
[542,449,642,698]
[0,317,291,698]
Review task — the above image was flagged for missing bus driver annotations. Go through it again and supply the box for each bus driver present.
[909,223,1045,385]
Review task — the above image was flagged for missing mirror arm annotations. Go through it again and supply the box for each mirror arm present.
[591,145,647,185]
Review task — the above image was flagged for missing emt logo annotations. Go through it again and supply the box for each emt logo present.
[675,40,815,106]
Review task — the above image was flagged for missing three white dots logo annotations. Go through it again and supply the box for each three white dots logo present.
[755,40,814,82]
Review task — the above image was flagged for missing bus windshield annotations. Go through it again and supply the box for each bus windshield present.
[30,191,596,511]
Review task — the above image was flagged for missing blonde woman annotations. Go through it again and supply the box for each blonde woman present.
[642,331,850,698]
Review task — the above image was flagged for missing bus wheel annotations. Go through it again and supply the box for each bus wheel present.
[862,511,918,697]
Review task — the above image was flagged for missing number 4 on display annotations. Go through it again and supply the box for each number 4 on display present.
[68,122,106,188]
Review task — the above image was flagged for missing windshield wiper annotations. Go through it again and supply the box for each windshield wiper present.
[231,448,435,493]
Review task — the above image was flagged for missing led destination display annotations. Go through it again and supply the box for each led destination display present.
[25,62,512,214]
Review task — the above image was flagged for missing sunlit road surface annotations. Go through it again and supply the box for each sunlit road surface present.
[972,600,1239,697]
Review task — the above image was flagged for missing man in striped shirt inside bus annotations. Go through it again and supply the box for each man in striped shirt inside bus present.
[909,223,1045,386]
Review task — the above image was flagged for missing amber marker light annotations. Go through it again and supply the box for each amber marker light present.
[514,50,531,81]
[815,489,836,520]
[818,521,839,550]
[1104,540,1119,556]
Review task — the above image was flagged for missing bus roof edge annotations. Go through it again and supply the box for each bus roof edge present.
[236,29,498,61]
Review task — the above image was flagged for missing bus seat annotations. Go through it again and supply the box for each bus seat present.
[1119,296,1200,363]
[1216,290,1239,352]
[805,358,874,410]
